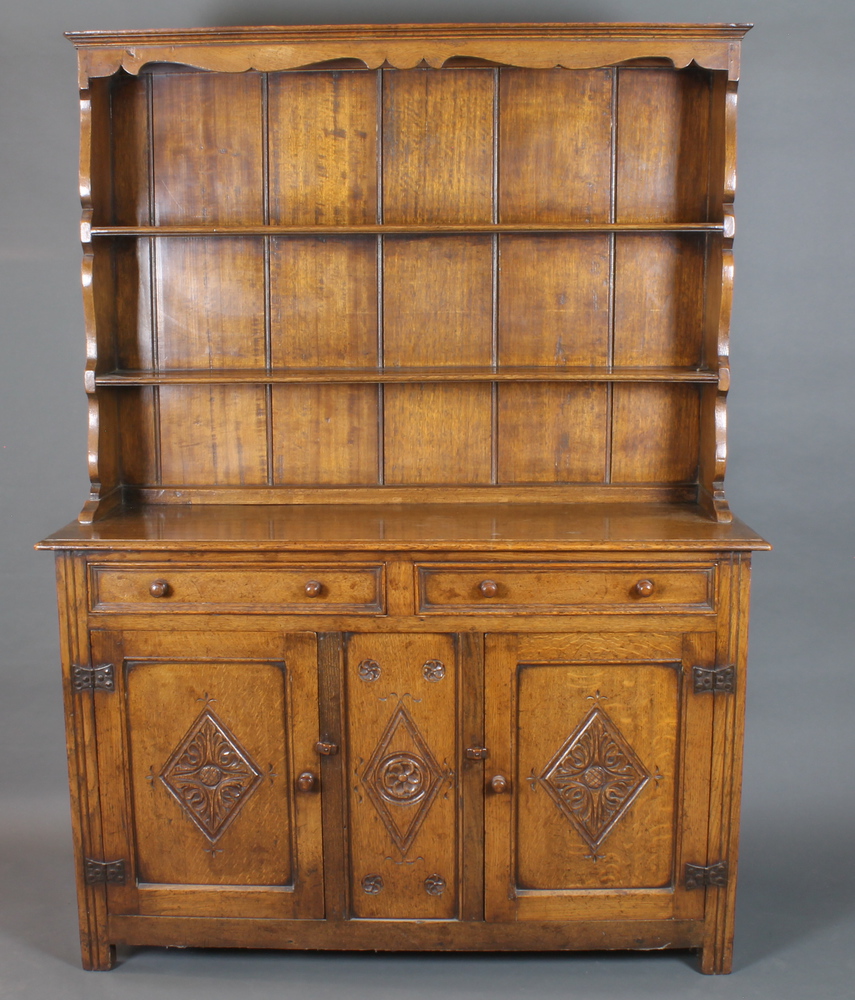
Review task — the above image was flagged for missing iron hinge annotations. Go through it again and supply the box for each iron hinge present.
[465,746,489,760]
[685,861,729,889]
[692,665,735,695]
[71,663,115,693]
[315,739,339,756]
[83,857,127,885]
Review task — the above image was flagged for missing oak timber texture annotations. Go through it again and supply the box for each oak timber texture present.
[46,23,766,976]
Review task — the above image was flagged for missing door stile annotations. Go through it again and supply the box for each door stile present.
[674,630,717,920]
[90,629,139,914]
[459,631,485,921]
[483,632,518,922]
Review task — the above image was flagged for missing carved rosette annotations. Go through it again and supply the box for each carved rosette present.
[540,706,650,851]
[422,660,446,682]
[361,702,448,856]
[361,874,384,894]
[358,659,381,682]
[160,708,263,842]
[424,873,446,896]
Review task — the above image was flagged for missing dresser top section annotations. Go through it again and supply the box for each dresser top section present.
[38,504,769,553]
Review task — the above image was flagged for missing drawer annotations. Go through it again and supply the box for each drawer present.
[89,563,385,614]
[416,564,714,613]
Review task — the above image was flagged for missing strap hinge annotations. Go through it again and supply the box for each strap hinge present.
[83,857,126,885]
[685,861,729,889]
[71,663,115,693]
[692,665,735,695]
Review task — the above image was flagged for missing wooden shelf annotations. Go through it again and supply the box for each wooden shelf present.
[95,366,720,386]
[89,223,724,237]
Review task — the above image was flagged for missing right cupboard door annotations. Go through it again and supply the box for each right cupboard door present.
[485,631,715,923]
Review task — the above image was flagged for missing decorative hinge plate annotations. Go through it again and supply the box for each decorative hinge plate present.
[685,861,729,889]
[315,739,339,756]
[465,746,489,760]
[692,665,735,695]
[84,858,127,885]
[72,663,115,693]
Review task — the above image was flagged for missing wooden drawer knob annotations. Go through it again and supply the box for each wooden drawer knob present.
[149,579,170,598]
[490,774,509,794]
[634,579,655,598]
[304,580,323,598]
[479,579,499,598]
[297,771,317,792]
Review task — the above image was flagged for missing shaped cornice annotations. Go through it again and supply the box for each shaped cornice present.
[67,23,751,88]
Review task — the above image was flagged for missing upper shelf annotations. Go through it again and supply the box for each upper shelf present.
[94,366,720,386]
[89,223,726,237]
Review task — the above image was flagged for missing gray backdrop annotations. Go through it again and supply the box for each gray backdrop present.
[2,1,853,998]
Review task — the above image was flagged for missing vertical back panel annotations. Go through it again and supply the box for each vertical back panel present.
[616,68,712,223]
[384,237,493,367]
[271,385,379,485]
[383,69,494,224]
[498,383,608,483]
[611,384,700,483]
[159,386,268,485]
[117,388,159,485]
[613,234,706,367]
[499,68,613,223]
[152,71,264,225]
[384,384,492,484]
[110,74,150,226]
[270,236,378,367]
[498,235,611,366]
[269,71,378,225]
[155,238,266,369]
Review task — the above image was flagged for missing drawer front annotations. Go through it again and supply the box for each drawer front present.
[90,564,385,614]
[417,564,714,613]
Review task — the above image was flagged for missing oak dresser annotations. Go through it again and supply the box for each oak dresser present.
[39,23,768,973]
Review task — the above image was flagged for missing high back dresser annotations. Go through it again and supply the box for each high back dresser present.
[39,24,768,974]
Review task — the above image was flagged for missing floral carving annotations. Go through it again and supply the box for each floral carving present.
[540,706,650,851]
[160,708,262,842]
[380,753,427,802]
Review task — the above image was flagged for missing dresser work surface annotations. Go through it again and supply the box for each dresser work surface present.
[41,24,766,974]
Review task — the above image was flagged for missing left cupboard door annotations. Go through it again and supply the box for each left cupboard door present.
[89,630,324,919]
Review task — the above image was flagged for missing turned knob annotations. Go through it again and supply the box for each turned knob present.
[490,774,509,794]
[297,771,317,792]
[634,579,655,598]
[149,579,170,598]
[304,580,323,598]
[479,579,499,598]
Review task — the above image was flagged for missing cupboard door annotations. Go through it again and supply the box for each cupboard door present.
[485,632,714,922]
[90,630,323,919]
[344,634,461,919]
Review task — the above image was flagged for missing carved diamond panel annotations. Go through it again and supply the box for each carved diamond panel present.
[540,706,650,851]
[160,708,263,842]
[361,702,445,856]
